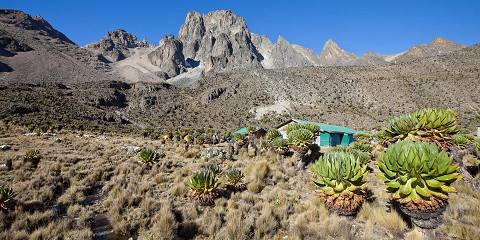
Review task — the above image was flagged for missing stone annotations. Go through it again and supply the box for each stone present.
[201,147,228,160]
[0,144,11,151]
[123,145,141,155]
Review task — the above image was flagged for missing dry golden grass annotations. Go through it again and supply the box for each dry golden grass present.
[357,202,407,236]
[433,181,480,240]
[1,123,479,239]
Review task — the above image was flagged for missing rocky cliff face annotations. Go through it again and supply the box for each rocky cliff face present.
[392,37,465,63]
[0,29,32,56]
[85,29,148,62]
[178,11,205,60]
[147,35,186,78]
[178,10,261,72]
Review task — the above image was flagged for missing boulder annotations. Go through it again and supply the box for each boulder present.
[0,144,11,151]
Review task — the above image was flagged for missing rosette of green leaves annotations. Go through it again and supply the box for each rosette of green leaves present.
[287,129,314,151]
[265,129,282,143]
[311,152,367,197]
[137,148,164,165]
[187,169,219,194]
[377,141,461,202]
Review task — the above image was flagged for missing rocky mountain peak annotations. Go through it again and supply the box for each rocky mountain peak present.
[393,37,464,63]
[203,10,248,35]
[85,29,147,62]
[323,39,340,50]
[319,39,359,66]
[276,36,289,46]
[178,11,205,60]
[178,9,261,72]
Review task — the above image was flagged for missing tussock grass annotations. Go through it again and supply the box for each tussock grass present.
[434,181,480,240]
[246,160,269,193]
[357,202,407,236]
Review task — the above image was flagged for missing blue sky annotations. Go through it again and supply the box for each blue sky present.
[2,0,479,55]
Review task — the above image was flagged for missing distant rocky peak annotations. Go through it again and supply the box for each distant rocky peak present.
[319,39,360,66]
[84,29,147,62]
[148,34,186,79]
[430,37,463,47]
[322,39,342,51]
[159,34,175,45]
[178,9,261,72]
[104,29,141,48]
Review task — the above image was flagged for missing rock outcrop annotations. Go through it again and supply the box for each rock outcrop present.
[0,9,113,83]
[0,29,32,56]
[85,29,148,62]
[178,10,261,72]
[147,35,186,78]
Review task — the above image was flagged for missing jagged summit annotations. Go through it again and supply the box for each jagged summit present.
[84,29,148,62]
[432,37,451,45]
[178,9,261,72]
[147,34,186,79]
[322,39,340,50]
[318,39,360,66]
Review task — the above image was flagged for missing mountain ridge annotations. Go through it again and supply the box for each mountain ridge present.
[80,9,467,83]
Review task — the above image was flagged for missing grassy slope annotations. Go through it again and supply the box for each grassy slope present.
[1,123,479,240]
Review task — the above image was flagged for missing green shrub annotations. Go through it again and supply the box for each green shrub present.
[224,169,246,191]
[451,134,474,149]
[0,186,15,210]
[137,148,164,165]
[383,108,459,148]
[265,129,282,143]
[287,129,314,152]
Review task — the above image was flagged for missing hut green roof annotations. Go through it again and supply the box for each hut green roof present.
[292,119,357,134]
[234,126,264,135]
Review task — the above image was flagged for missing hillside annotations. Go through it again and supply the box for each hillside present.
[0,9,112,84]
[1,44,479,132]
